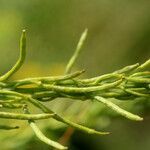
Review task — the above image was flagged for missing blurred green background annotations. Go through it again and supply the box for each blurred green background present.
[0,0,150,150]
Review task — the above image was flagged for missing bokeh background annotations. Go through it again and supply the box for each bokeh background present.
[0,0,150,150]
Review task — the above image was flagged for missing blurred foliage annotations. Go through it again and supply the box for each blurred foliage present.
[0,0,150,150]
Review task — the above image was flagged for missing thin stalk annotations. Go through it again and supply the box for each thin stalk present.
[43,79,122,93]
[29,122,68,150]
[0,30,26,81]
[11,70,85,87]
[0,112,54,120]
[28,97,109,135]
[65,29,88,74]
[94,96,143,121]
[23,107,67,150]
[134,59,150,72]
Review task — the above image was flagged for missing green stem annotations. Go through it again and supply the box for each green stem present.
[43,79,122,93]
[0,111,54,120]
[94,96,143,121]
[0,30,26,81]
[23,107,67,150]
[28,97,109,135]
[65,29,88,74]
[30,121,68,150]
